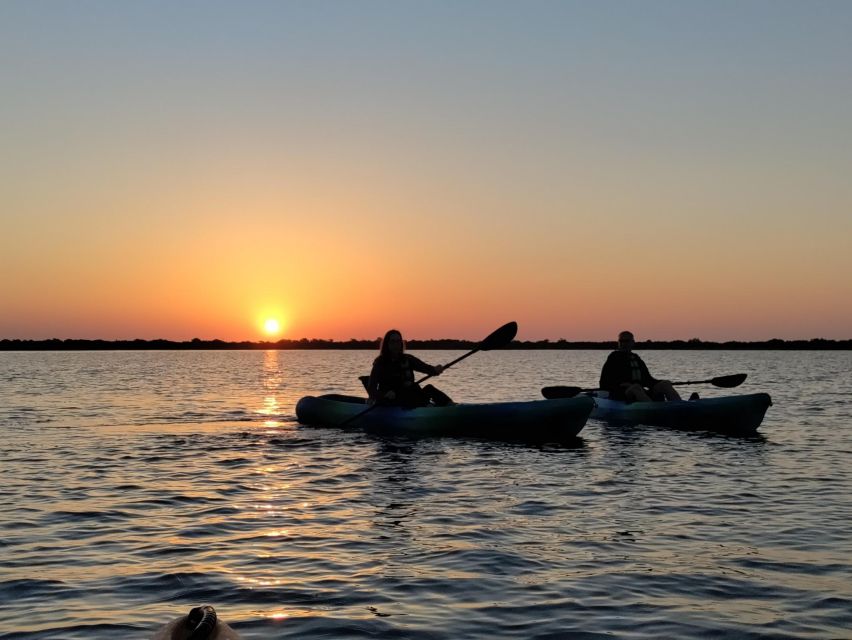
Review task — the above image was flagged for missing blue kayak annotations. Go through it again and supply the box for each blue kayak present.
[589,392,772,435]
[296,394,594,440]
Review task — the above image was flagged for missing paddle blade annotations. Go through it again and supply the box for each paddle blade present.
[479,321,518,351]
[710,373,747,388]
[541,386,583,399]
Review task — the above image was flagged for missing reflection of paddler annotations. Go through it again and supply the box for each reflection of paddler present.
[151,605,242,639]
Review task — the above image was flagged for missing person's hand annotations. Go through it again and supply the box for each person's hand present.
[434,365,444,375]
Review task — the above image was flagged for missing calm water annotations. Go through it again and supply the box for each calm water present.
[1,350,850,639]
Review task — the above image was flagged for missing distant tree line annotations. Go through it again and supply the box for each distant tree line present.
[1,337,850,351]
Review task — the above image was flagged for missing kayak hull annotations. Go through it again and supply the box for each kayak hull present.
[296,394,594,440]
[590,392,772,435]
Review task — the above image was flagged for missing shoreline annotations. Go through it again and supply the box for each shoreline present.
[2,338,851,351]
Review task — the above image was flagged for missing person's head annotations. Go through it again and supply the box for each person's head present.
[379,329,404,358]
[617,331,635,351]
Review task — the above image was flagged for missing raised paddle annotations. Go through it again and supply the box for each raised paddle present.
[340,321,518,427]
[541,373,748,400]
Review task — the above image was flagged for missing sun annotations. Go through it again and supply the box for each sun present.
[263,318,282,336]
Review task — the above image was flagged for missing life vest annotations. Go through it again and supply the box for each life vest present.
[373,354,416,393]
[628,353,644,383]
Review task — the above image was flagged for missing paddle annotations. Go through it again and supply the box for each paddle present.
[340,321,518,427]
[670,373,747,388]
[541,373,748,400]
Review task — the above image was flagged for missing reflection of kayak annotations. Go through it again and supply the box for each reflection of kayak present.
[296,394,594,440]
[590,393,772,435]
[151,606,241,639]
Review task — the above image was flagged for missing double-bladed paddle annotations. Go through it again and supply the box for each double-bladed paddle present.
[339,321,518,427]
[541,373,747,400]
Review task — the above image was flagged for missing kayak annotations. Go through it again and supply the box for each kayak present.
[589,392,772,435]
[295,394,594,440]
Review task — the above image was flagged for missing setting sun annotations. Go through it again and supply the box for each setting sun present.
[263,318,281,336]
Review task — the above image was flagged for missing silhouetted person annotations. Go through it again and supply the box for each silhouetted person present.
[367,329,453,408]
[599,331,682,403]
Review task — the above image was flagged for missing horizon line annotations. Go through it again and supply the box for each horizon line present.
[2,336,851,351]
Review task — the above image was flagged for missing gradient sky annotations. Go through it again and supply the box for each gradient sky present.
[2,1,851,341]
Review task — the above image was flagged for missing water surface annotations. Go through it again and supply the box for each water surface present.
[1,350,850,638]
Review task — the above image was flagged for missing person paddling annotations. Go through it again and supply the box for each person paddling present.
[599,331,684,403]
[367,329,453,408]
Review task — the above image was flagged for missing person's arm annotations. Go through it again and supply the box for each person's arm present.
[637,356,658,387]
[408,354,443,376]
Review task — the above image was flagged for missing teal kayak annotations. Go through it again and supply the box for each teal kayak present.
[296,394,594,440]
[589,392,772,435]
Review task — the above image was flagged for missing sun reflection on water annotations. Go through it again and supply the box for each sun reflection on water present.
[259,396,279,416]
[256,350,283,426]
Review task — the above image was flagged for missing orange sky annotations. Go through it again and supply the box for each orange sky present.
[2,3,851,341]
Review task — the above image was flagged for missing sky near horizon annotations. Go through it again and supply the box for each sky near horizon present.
[2,1,851,342]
